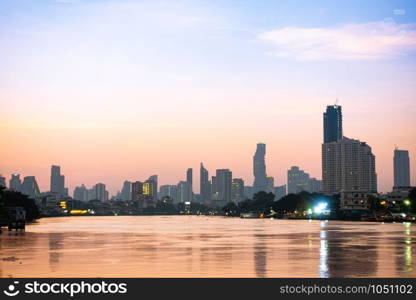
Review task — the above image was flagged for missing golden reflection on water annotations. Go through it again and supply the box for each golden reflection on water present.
[0,216,415,278]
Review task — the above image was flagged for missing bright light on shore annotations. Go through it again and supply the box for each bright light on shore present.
[314,202,328,214]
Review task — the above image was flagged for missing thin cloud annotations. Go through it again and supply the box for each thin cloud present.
[258,20,416,61]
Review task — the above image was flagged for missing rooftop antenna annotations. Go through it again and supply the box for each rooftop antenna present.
[334,98,339,106]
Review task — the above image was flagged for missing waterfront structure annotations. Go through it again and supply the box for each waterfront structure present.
[394,149,410,188]
[21,176,40,198]
[253,143,268,193]
[274,185,286,200]
[200,163,211,203]
[322,137,377,194]
[120,180,132,201]
[0,175,6,188]
[340,191,375,211]
[216,169,232,205]
[9,174,22,192]
[50,165,65,196]
[73,184,88,201]
[323,104,342,143]
[186,168,193,202]
[231,178,244,203]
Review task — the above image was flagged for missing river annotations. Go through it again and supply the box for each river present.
[0,216,414,277]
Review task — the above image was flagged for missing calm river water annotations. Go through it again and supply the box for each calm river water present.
[0,216,415,277]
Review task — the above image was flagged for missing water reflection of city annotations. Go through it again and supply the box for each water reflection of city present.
[0,220,415,277]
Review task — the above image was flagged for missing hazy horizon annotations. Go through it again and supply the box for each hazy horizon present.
[1,0,416,195]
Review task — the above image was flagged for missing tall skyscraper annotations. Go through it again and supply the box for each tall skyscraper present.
[322,137,377,194]
[148,175,158,200]
[9,174,22,192]
[394,149,410,188]
[231,178,244,203]
[216,169,232,204]
[253,143,268,193]
[200,163,211,203]
[21,176,40,198]
[186,168,193,201]
[50,165,65,196]
[120,181,132,201]
[323,105,343,143]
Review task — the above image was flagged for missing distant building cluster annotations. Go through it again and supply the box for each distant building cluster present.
[287,166,322,194]
[0,104,413,215]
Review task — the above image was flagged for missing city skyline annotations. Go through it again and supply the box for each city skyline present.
[0,108,414,196]
[1,0,416,194]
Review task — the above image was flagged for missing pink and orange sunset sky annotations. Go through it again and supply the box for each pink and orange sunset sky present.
[1,0,416,195]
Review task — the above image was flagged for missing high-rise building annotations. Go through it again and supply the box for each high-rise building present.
[73,184,88,201]
[186,168,193,201]
[322,137,377,194]
[93,183,108,201]
[231,178,244,203]
[200,163,211,203]
[131,181,143,201]
[159,185,178,203]
[253,143,268,193]
[287,166,310,194]
[148,175,158,200]
[216,169,232,204]
[21,176,40,198]
[274,185,286,200]
[177,181,191,203]
[323,105,342,143]
[9,174,22,192]
[288,166,322,194]
[394,149,410,188]
[120,181,132,201]
[50,165,65,196]
[143,178,157,202]
[211,176,218,201]
[308,178,322,193]
[0,175,6,188]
